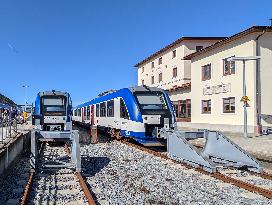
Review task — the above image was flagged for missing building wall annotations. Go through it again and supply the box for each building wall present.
[137,40,220,90]
[259,32,272,128]
[190,34,258,133]
[136,31,272,134]
[169,89,191,101]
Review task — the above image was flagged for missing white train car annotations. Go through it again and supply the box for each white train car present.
[72,86,176,145]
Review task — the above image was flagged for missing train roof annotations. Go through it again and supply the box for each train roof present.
[37,90,70,97]
[128,86,165,93]
[0,103,11,109]
[73,86,166,109]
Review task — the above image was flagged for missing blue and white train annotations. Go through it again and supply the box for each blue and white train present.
[72,86,176,145]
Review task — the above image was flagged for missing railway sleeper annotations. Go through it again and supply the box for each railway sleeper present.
[160,129,263,173]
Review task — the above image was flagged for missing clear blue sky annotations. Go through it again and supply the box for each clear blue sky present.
[0,0,271,106]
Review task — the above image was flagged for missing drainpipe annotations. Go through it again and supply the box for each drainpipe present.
[255,27,269,135]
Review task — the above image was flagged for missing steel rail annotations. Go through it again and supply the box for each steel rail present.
[64,143,97,205]
[121,140,272,199]
[191,142,272,181]
[260,172,272,181]
[211,172,272,199]
[75,172,97,205]
[19,171,35,205]
[19,143,97,205]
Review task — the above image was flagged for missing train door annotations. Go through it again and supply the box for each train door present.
[91,105,94,126]
[120,98,129,132]
[113,99,121,129]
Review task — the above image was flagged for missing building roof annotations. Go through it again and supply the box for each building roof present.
[184,26,272,60]
[168,82,191,92]
[134,37,226,67]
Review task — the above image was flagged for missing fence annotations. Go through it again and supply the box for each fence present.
[0,117,18,144]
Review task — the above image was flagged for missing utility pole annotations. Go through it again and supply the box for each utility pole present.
[242,60,247,139]
[22,85,29,111]
[228,56,260,138]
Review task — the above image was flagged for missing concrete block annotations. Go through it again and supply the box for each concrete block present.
[6,199,19,205]
[17,179,27,186]
[99,200,109,205]
[13,187,24,194]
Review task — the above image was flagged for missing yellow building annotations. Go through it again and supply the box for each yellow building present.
[135,37,225,122]
[136,26,272,135]
[184,26,272,135]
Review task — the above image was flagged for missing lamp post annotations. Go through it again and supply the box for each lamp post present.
[228,56,261,138]
[22,85,29,112]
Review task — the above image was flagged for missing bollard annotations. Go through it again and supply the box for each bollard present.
[1,122,3,143]
[90,126,98,144]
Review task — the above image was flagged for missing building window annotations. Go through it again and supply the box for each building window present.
[151,62,154,68]
[223,97,235,113]
[173,102,178,117]
[196,46,203,51]
[202,63,211,81]
[107,100,114,117]
[172,50,176,58]
[87,106,90,120]
[159,73,162,82]
[202,100,211,114]
[158,57,162,65]
[120,98,129,119]
[173,99,191,119]
[100,102,106,117]
[173,67,177,78]
[151,76,154,84]
[96,104,99,117]
[141,67,144,73]
[223,57,235,76]
[141,80,144,85]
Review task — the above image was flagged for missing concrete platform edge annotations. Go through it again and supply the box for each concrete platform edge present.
[0,131,30,176]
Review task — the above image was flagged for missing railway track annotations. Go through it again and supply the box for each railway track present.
[19,142,96,205]
[121,139,272,199]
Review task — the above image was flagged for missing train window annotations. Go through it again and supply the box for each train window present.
[107,100,114,117]
[78,108,81,116]
[84,107,87,120]
[134,92,167,110]
[87,106,90,120]
[120,99,129,119]
[96,104,100,117]
[100,102,106,117]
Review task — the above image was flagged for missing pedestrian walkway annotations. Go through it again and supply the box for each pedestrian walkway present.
[227,134,272,160]
[0,122,32,149]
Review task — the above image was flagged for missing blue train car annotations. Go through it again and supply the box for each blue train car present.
[32,90,73,131]
[73,86,176,145]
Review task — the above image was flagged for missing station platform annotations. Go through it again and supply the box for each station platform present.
[0,123,32,175]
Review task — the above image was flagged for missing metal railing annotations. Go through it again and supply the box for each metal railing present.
[0,116,18,144]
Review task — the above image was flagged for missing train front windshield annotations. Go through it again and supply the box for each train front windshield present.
[134,92,169,114]
[41,96,67,116]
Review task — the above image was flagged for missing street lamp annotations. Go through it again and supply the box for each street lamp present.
[228,56,261,138]
[22,85,29,112]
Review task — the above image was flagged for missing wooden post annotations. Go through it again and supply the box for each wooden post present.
[90,126,98,144]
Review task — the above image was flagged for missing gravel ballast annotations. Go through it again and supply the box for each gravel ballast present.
[81,139,272,205]
[0,130,271,204]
